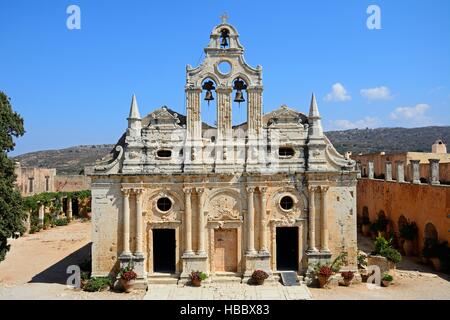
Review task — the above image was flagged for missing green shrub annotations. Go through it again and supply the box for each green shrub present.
[382,273,393,282]
[54,218,68,226]
[82,277,112,292]
[373,234,402,264]
[380,247,402,264]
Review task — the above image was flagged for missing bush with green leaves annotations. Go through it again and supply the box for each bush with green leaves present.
[54,218,68,226]
[382,273,393,282]
[82,277,113,292]
[373,234,402,264]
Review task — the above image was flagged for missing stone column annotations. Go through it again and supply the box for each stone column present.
[410,160,421,184]
[66,197,73,220]
[186,87,202,139]
[356,161,362,179]
[368,161,374,179]
[196,188,206,256]
[429,159,440,185]
[308,186,318,252]
[259,187,268,253]
[247,86,263,136]
[385,161,393,181]
[25,210,31,233]
[216,87,232,138]
[320,186,330,253]
[183,187,194,255]
[38,204,44,227]
[246,187,256,255]
[396,161,405,183]
[135,189,144,256]
[121,188,131,256]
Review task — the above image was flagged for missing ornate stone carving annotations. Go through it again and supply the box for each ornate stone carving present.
[208,194,240,221]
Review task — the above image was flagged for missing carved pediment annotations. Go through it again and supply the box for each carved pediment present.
[208,194,241,221]
[264,105,307,128]
[147,107,182,129]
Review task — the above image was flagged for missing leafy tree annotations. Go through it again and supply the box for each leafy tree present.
[0,91,25,262]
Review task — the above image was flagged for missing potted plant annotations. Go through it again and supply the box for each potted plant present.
[317,265,333,288]
[382,273,393,287]
[190,271,208,287]
[340,271,354,287]
[119,265,137,293]
[362,216,371,237]
[399,221,418,256]
[251,270,269,285]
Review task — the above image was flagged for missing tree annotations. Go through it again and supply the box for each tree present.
[0,91,25,262]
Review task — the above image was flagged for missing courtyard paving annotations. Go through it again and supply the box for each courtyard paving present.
[144,283,312,300]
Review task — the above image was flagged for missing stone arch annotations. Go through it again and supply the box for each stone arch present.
[424,222,438,242]
[198,73,221,88]
[226,73,252,87]
[267,187,306,216]
[144,188,184,214]
[398,215,408,230]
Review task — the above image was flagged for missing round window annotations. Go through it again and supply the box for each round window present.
[217,61,232,75]
[157,197,172,212]
[280,196,294,211]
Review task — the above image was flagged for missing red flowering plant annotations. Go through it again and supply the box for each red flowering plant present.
[341,271,354,280]
[119,264,137,282]
[318,266,333,278]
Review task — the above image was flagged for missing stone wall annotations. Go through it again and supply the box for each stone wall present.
[14,164,56,196]
[357,178,450,253]
[54,175,91,192]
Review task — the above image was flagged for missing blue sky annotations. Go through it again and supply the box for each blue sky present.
[1,0,449,156]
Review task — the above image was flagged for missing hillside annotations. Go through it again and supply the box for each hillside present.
[11,126,450,175]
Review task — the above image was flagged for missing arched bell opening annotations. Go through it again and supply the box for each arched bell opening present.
[201,78,218,128]
[231,77,248,127]
[219,28,230,49]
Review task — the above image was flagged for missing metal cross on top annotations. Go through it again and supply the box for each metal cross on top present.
[220,12,229,24]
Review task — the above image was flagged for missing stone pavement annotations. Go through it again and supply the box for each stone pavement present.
[143,283,312,300]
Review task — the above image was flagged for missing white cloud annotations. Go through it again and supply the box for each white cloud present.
[324,83,352,102]
[360,86,392,100]
[390,104,430,120]
[330,117,380,130]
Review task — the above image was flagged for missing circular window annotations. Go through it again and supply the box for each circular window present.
[217,61,232,75]
[280,196,294,211]
[157,197,172,212]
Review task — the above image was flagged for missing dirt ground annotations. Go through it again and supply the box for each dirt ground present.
[0,221,448,300]
[0,220,144,300]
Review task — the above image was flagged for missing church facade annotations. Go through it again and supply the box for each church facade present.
[89,20,358,285]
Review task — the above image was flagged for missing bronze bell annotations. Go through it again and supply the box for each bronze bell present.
[221,36,229,48]
[234,90,245,103]
[204,90,214,103]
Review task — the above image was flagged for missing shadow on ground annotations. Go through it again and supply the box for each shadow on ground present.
[29,242,92,285]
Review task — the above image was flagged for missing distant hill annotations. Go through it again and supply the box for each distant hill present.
[11,126,450,175]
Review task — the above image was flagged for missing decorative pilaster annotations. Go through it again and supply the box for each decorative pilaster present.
[429,159,440,185]
[134,189,144,256]
[259,187,268,253]
[410,160,421,184]
[186,87,202,139]
[38,204,44,227]
[396,161,405,183]
[121,188,132,257]
[183,187,194,255]
[196,188,206,256]
[307,186,318,252]
[216,87,232,139]
[247,86,263,136]
[246,187,256,255]
[320,186,330,253]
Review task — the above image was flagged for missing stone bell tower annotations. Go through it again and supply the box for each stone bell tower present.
[184,15,263,171]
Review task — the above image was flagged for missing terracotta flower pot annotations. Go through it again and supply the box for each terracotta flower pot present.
[191,278,202,287]
[403,240,414,256]
[318,275,331,288]
[382,280,391,287]
[362,225,371,237]
[430,257,441,272]
[121,279,135,293]
[341,278,352,287]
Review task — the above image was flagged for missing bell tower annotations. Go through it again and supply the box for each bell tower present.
[185,16,263,151]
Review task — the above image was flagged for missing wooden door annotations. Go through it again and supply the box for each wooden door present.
[214,229,237,272]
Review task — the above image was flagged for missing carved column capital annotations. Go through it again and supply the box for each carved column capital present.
[121,188,131,196]
[246,187,256,193]
[196,187,205,194]
[308,186,318,193]
[216,86,233,94]
[259,186,268,193]
[183,187,193,194]
[320,185,330,193]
